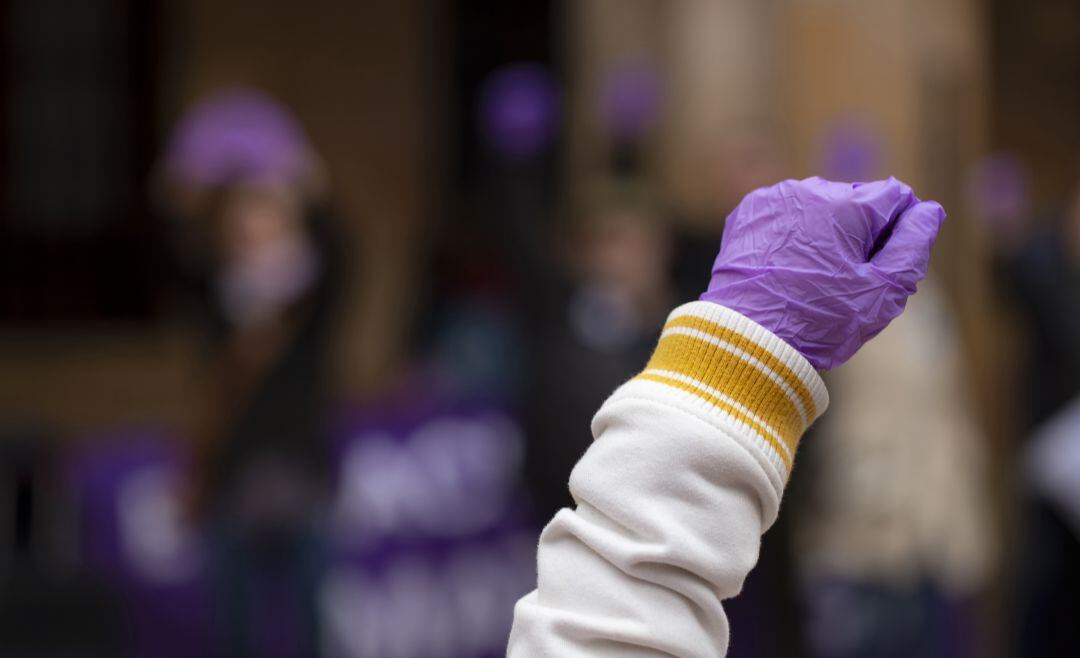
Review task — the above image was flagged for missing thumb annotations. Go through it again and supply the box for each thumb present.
[870,200,946,290]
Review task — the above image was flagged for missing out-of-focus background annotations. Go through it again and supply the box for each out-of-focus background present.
[1,0,1079,656]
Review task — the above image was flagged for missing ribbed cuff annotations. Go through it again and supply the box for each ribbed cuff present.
[611,301,828,483]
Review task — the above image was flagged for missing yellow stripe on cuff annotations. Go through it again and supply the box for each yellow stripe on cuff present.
[643,332,805,454]
[664,315,817,419]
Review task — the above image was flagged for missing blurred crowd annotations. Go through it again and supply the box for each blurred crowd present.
[2,1,1080,657]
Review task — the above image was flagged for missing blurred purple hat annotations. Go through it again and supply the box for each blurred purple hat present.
[162,87,314,187]
[601,59,662,141]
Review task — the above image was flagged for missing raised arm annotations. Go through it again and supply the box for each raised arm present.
[509,177,945,657]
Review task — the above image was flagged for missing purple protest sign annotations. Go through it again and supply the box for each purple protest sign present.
[65,429,212,658]
[322,390,538,657]
[64,384,539,658]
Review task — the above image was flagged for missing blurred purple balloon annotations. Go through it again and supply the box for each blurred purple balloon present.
[162,87,314,187]
[479,63,560,159]
[601,60,662,141]
[821,121,882,183]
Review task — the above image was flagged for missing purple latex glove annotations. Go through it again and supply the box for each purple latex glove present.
[700,177,945,370]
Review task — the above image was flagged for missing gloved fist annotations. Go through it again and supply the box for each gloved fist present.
[700,177,945,370]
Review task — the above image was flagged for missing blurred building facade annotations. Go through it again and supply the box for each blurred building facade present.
[2,1,1080,656]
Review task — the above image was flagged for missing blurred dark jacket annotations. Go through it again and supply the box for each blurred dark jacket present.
[996,229,1080,429]
[189,205,347,513]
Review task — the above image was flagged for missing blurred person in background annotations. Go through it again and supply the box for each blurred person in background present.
[157,87,346,658]
[796,278,993,658]
[974,155,1080,430]
[420,62,564,405]
[464,62,678,527]
[522,184,674,525]
[789,126,994,658]
[969,154,1080,657]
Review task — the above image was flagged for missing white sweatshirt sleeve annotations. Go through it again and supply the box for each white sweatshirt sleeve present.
[508,301,829,657]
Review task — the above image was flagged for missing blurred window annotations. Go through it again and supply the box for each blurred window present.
[0,0,162,322]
